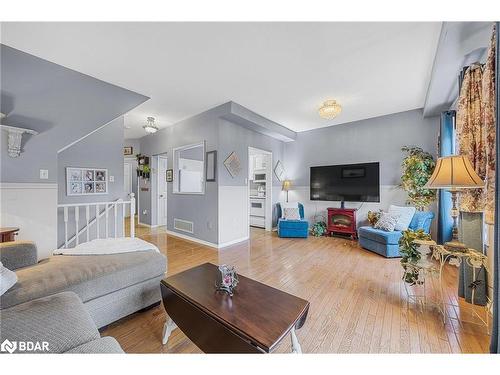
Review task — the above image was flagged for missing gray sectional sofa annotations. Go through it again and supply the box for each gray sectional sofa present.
[1,291,124,353]
[0,241,167,353]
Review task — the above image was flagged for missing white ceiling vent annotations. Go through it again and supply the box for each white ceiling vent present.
[174,218,194,234]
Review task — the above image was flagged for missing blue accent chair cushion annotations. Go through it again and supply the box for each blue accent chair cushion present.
[358,211,435,258]
[277,203,309,238]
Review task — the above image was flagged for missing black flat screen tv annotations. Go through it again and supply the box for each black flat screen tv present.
[310,162,380,203]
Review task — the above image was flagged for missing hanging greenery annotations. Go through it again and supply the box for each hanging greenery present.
[399,229,431,285]
[399,146,436,210]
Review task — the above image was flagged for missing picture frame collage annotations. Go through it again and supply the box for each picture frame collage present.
[66,167,108,196]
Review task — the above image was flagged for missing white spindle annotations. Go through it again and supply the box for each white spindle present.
[85,205,90,242]
[58,196,134,249]
[114,203,118,238]
[75,206,80,246]
[64,207,69,248]
[96,204,100,239]
[121,202,125,238]
[105,204,109,238]
[130,193,136,238]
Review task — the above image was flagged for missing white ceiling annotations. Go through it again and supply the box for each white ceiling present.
[1,22,442,138]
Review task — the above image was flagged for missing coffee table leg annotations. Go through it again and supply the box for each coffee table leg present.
[290,327,302,354]
[162,317,177,345]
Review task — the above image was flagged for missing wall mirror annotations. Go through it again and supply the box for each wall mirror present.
[173,141,206,194]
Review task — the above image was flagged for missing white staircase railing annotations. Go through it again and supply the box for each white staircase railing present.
[58,193,135,249]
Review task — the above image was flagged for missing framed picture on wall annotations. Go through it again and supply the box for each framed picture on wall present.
[274,160,285,182]
[223,151,241,178]
[124,146,133,156]
[66,167,108,196]
[206,150,217,182]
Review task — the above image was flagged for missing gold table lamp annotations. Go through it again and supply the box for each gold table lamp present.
[424,155,484,251]
[282,180,292,203]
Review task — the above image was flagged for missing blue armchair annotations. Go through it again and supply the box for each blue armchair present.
[358,211,435,258]
[276,203,309,238]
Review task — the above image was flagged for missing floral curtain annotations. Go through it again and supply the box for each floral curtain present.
[483,25,496,224]
[456,25,496,221]
[456,65,485,212]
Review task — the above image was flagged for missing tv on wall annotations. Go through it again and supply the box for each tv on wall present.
[310,162,380,204]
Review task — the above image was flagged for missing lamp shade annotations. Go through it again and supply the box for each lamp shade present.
[424,155,484,190]
[282,180,292,191]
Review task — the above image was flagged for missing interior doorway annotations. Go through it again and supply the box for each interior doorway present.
[248,147,273,234]
[157,155,168,227]
[123,160,134,218]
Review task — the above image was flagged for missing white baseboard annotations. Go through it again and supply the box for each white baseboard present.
[218,236,249,248]
[166,230,219,248]
[138,221,159,228]
[165,230,248,249]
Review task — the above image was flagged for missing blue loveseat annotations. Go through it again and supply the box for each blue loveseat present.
[276,203,309,238]
[358,211,435,258]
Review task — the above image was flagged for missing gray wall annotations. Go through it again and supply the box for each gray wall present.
[57,117,126,246]
[218,118,285,227]
[285,109,440,186]
[139,105,227,243]
[218,118,285,187]
[0,44,148,183]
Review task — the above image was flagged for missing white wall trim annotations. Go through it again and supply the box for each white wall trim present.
[166,229,219,248]
[166,230,248,249]
[138,221,159,228]
[0,182,58,189]
[218,236,249,248]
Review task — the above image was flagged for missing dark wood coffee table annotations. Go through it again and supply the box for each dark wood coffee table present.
[160,263,309,353]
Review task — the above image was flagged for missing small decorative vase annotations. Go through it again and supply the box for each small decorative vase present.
[215,264,239,297]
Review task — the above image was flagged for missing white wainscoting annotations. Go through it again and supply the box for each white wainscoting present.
[218,185,249,245]
[0,183,58,260]
[285,185,438,240]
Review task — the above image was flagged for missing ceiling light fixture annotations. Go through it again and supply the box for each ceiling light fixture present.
[318,100,342,119]
[143,116,159,134]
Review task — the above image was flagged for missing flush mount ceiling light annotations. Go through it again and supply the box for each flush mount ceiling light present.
[318,100,342,119]
[143,116,159,134]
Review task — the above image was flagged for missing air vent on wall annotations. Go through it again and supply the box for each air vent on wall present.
[174,218,194,234]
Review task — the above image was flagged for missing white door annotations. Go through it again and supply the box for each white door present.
[124,161,133,217]
[158,156,168,226]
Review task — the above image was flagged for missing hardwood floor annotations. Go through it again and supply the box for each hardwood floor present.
[102,224,491,353]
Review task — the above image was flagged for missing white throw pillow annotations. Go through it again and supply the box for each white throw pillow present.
[388,205,416,231]
[374,212,399,232]
[280,202,299,218]
[283,207,301,220]
[0,261,17,296]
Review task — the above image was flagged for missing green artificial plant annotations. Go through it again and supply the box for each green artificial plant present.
[399,229,431,285]
[311,221,327,237]
[399,146,437,210]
